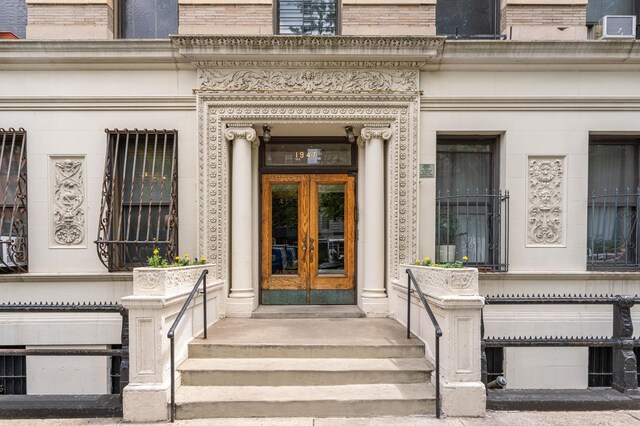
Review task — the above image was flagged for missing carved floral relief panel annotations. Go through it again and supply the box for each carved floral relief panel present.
[527,156,565,246]
[49,156,86,248]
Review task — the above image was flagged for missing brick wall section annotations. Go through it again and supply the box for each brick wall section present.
[179,5,272,34]
[342,5,436,35]
[28,4,113,31]
[501,5,586,33]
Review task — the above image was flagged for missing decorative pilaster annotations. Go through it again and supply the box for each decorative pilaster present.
[359,124,393,316]
[527,157,565,246]
[50,156,85,247]
[613,296,639,394]
[224,124,258,317]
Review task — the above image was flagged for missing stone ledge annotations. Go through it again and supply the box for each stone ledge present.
[488,388,640,411]
[0,272,132,282]
[480,271,640,281]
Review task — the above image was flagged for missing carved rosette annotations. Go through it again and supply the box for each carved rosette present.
[527,157,564,245]
[198,93,419,282]
[52,158,85,246]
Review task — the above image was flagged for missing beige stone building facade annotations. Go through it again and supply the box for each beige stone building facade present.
[1,0,640,419]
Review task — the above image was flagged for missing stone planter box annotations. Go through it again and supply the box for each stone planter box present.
[132,264,213,297]
[401,264,479,297]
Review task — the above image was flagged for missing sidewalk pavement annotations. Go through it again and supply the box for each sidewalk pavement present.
[0,411,640,426]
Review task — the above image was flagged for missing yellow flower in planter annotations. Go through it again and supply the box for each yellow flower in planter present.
[463,256,469,262]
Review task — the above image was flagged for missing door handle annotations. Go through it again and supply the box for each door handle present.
[309,237,315,263]
[301,233,307,262]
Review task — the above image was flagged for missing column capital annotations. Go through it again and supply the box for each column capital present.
[224,125,258,148]
[358,125,393,147]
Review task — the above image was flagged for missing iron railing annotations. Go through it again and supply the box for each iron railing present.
[0,128,28,273]
[167,269,208,423]
[436,189,509,271]
[96,129,178,271]
[588,188,640,271]
[481,294,640,394]
[406,268,442,419]
[0,302,129,397]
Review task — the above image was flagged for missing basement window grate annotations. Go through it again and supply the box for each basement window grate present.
[0,346,26,395]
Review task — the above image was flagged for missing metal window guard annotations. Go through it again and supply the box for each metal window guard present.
[588,188,640,271]
[0,128,28,273]
[436,189,509,272]
[0,302,129,397]
[481,294,640,393]
[95,129,178,271]
[167,269,208,423]
[406,268,442,419]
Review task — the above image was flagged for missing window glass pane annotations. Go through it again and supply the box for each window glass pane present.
[436,145,492,193]
[265,143,351,167]
[318,184,345,275]
[122,0,178,38]
[272,184,299,275]
[278,0,337,35]
[436,0,500,37]
[0,0,27,39]
[588,144,636,194]
[587,0,635,24]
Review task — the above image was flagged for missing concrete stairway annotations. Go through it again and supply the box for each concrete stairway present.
[175,318,435,419]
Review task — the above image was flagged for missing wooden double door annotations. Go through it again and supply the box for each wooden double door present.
[261,174,356,305]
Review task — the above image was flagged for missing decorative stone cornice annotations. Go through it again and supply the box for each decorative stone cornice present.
[224,125,258,147]
[358,125,393,147]
[172,35,445,67]
[198,69,418,93]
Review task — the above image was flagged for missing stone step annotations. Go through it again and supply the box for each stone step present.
[175,383,435,419]
[252,305,366,319]
[189,318,424,359]
[179,357,432,386]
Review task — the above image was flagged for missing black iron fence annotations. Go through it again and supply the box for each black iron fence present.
[588,188,640,271]
[481,294,640,393]
[0,302,129,398]
[436,189,509,271]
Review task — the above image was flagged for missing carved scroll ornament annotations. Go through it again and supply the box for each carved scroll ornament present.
[53,159,85,245]
[527,158,564,245]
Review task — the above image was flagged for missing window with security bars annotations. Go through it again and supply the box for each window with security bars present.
[588,347,640,387]
[96,129,178,271]
[277,0,338,35]
[486,347,505,385]
[588,138,640,271]
[118,0,178,39]
[0,347,26,395]
[0,128,28,273]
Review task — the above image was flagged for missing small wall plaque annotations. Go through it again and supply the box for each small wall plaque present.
[420,163,435,179]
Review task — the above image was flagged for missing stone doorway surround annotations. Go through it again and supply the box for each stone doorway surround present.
[171,35,444,317]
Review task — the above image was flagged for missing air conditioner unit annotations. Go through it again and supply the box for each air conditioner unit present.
[596,15,637,40]
[0,236,16,267]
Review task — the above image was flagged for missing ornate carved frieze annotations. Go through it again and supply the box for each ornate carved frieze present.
[50,157,85,247]
[197,93,419,282]
[527,156,565,246]
[198,69,418,93]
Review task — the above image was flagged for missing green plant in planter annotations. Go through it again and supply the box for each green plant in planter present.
[438,214,458,245]
[415,256,468,268]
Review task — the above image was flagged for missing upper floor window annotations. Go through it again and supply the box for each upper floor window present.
[436,138,509,271]
[0,129,27,274]
[588,137,640,271]
[587,0,637,24]
[276,0,338,35]
[96,129,178,271]
[118,0,178,39]
[436,0,501,39]
[0,0,27,39]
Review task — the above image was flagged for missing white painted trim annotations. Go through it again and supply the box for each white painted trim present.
[479,271,640,280]
[0,272,132,282]
[0,96,196,111]
[420,97,640,112]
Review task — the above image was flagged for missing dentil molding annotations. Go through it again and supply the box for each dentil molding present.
[527,156,565,246]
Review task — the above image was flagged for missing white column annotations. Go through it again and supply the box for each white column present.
[224,125,258,317]
[359,125,393,316]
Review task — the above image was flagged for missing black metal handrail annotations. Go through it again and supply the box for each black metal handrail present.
[481,294,639,394]
[406,268,443,419]
[0,302,129,397]
[167,269,208,423]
